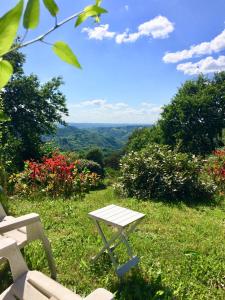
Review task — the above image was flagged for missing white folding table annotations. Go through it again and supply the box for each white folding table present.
[88,204,145,277]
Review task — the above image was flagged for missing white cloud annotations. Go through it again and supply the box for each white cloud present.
[81,99,107,106]
[138,16,174,39]
[163,29,225,63]
[67,100,162,123]
[82,24,116,40]
[82,16,174,43]
[116,16,174,44]
[125,5,129,11]
[115,32,140,44]
[177,55,225,75]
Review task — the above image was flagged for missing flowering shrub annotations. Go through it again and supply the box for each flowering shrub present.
[10,154,100,198]
[116,144,215,202]
[203,148,225,194]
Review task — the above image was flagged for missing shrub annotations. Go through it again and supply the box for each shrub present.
[77,159,105,178]
[104,151,122,170]
[85,148,104,167]
[10,154,100,199]
[203,148,225,194]
[116,144,215,202]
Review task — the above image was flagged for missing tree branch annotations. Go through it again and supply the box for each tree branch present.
[6,10,83,55]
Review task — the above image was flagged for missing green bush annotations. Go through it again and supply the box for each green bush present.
[77,159,105,178]
[85,148,104,167]
[0,165,7,193]
[116,144,215,202]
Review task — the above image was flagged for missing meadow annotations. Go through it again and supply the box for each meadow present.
[1,188,224,300]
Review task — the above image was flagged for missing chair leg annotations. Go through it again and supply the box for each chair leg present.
[39,233,57,280]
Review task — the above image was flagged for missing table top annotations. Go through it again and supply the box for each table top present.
[88,204,145,228]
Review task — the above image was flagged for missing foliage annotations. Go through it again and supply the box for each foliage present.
[159,73,225,155]
[77,159,104,178]
[104,167,120,186]
[0,164,7,193]
[40,142,59,158]
[116,144,215,202]
[1,188,224,299]
[125,125,163,152]
[1,49,68,168]
[104,151,122,170]
[0,0,107,97]
[10,153,100,198]
[85,148,104,167]
[203,148,225,195]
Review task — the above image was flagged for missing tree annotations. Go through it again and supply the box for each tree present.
[86,148,104,167]
[125,125,164,152]
[159,73,225,155]
[104,151,122,169]
[1,49,68,168]
[0,0,107,120]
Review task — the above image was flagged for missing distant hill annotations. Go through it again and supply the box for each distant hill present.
[48,124,152,153]
[68,123,151,129]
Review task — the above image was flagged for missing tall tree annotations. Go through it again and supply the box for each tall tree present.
[159,74,225,155]
[1,49,68,168]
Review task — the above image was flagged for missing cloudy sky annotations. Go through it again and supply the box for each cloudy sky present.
[2,0,225,123]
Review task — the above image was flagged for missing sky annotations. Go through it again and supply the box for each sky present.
[2,0,225,123]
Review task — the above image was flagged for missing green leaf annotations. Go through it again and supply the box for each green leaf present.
[52,41,81,69]
[94,15,100,23]
[0,110,10,122]
[75,5,107,27]
[96,0,102,6]
[0,60,13,90]
[0,0,23,56]
[23,0,40,29]
[43,0,59,17]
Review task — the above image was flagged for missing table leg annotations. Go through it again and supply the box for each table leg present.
[93,220,118,269]
[121,231,133,258]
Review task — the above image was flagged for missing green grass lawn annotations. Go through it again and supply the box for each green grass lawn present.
[1,188,225,299]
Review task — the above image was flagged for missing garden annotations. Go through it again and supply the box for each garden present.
[0,1,225,299]
[0,143,225,299]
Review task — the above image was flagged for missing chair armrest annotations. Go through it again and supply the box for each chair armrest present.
[84,288,114,300]
[0,213,40,233]
[0,237,16,252]
[26,271,82,300]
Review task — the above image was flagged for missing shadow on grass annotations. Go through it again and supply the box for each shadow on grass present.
[112,268,174,300]
[118,192,223,210]
[89,253,174,300]
[0,262,13,294]
[89,252,114,276]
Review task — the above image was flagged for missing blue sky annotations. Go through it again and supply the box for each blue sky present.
[2,0,225,123]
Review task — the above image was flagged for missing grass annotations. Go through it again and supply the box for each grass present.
[0,188,225,299]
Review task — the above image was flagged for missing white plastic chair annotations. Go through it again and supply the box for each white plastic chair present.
[0,237,114,300]
[0,202,56,279]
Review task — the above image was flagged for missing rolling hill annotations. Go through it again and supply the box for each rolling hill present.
[47,124,151,153]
